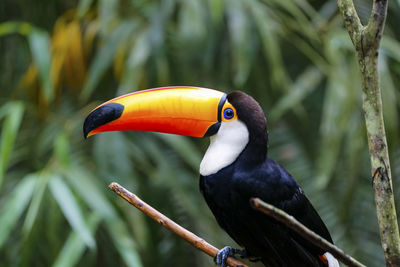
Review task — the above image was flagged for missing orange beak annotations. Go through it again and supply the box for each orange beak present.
[83,86,227,138]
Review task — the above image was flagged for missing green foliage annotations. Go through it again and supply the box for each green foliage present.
[0,174,36,248]
[28,29,54,103]
[0,0,399,266]
[0,102,24,186]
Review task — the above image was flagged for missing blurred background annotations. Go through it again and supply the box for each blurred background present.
[1,0,399,266]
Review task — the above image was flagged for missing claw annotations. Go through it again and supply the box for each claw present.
[214,246,246,267]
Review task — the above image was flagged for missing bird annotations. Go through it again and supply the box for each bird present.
[83,86,339,267]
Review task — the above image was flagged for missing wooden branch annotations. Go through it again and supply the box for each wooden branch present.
[365,0,388,47]
[337,0,400,265]
[336,0,363,44]
[108,182,248,267]
[250,198,365,267]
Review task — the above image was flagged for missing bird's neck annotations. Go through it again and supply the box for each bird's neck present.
[238,138,268,166]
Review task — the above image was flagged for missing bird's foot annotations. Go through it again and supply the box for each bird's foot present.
[214,246,246,267]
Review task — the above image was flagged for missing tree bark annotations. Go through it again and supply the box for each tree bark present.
[336,0,400,265]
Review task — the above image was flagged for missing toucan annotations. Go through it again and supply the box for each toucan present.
[83,86,339,267]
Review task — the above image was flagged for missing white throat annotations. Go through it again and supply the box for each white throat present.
[199,120,249,176]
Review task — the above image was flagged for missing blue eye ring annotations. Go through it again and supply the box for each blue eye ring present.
[223,108,235,120]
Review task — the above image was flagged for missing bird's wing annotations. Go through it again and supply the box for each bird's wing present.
[278,186,333,255]
[234,159,333,258]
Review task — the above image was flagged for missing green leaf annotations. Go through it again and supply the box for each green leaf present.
[208,0,224,23]
[23,172,51,235]
[227,0,253,86]
[118,29,150,94]
[49,175,96,249]
[248,0,291,92]
[270,67,323,120]
[0,174,36,248]
[93,132,136,179]
[268,0,310,25]
[382,36,400,63]
[156,134,201,171]
[28,29,54,103]
[52,213,101,267]
[65,166,143,266]
[178,0,207,42]
[98,0,119,31]
[81,21,137,101]
[0,101,24,187]
[380,55,399,145]
[54,133,71,166]
[0,21,33,36]
[315,47,360,189]
[64,168,116,219]
[106,220,143,267]
[77,0,94,18]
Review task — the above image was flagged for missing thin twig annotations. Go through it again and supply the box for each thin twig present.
[109,182,248,267]
[250,198,365,267]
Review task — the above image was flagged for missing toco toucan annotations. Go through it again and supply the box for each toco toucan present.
[83,86,339,267]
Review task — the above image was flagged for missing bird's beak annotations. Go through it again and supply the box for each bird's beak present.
[83,86,227,138]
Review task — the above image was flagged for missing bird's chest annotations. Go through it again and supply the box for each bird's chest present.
[200,175,233,208]
[199,170,265,248]
[199,169,250,221]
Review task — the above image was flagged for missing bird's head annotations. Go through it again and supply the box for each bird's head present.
[83,86,268,175]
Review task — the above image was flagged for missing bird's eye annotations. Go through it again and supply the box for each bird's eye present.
[223,108,235,120]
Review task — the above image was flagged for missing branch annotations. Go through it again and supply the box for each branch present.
[365,0,388,47]
[250,198,365,267]
[336,0,363,44]
[108,182,248,267]
[337,0,400,265]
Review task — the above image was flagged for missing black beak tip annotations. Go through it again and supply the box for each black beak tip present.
[83,119,91,139]
[83,103,125,139]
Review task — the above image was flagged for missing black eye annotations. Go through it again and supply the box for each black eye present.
[223,108,234,120]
